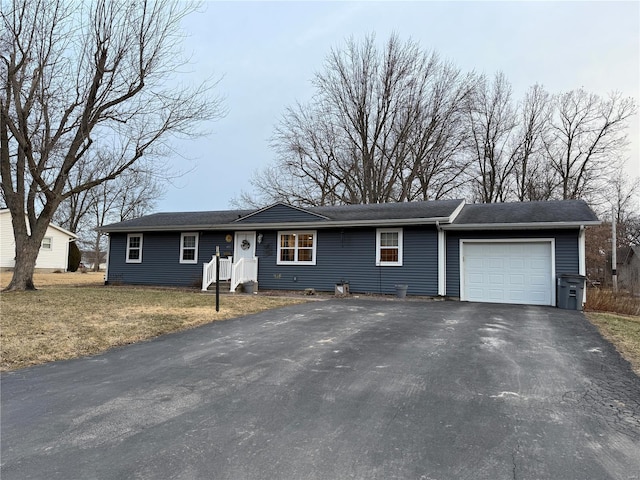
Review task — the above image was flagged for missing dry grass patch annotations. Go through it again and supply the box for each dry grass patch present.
[586,312,640,376]
[585,287,640,316]
[0,271,104,289]
[1,286,305,371]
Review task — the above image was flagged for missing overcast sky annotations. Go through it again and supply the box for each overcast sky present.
[159,1,640,213]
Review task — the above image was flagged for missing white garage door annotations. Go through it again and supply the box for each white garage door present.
[461,241,553,306]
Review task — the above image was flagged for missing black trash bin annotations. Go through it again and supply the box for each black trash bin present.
[557,274,586,311]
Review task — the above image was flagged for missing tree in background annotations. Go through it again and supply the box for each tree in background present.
[240,34,474,207]
[1,0,223,291]
[585,173,640,286]
[464,71,518,203]
[511,84,553,201]
[237,34,636,209]
[545,89,637,200]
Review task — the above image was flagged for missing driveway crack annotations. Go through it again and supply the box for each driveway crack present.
[511,442,520,480]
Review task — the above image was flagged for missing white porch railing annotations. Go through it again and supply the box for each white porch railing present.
[230,257,258,292]
[201,256,233,291]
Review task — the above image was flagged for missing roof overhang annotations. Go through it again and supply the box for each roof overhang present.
[100,216,455,233]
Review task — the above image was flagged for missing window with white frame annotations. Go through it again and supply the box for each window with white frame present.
[41,237,52,250]
[126,234,143,263]
[277,231,317,265]
[376,228,403,266]
[180,232,199,264]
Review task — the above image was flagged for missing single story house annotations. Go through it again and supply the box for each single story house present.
[100,199,600,306]
[0,209,78,272]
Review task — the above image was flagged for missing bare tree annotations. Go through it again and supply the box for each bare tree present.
[606,172,640,246]
[464,72,518,203]
[240,34,472,207]
[1,0,224,291]
[511,84,553,201]
[544,89,637,200]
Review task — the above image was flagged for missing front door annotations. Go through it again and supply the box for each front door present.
[234,231,256,261]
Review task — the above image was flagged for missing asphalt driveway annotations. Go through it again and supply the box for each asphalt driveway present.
[2,300,639,479]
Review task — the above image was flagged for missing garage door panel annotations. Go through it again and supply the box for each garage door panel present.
[529,275,547,286]
[487,288,505,301]
[508,290,525,302]
[462,242,553,306]
[467,287,485,299]
[530,258,548,269]
[510,258,525,269]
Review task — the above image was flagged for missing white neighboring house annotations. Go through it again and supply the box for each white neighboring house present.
[0,209,77,272]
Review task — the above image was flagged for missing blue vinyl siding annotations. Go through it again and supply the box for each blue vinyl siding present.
[108,227,439,294]
[237,204,326,223]
[445,230,580,297]
[256,227,439,295]
[108,231,233,287]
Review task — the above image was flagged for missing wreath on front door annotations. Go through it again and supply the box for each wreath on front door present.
[241,239,251,250]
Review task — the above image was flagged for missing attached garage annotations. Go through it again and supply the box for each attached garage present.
[460,240,554,306]
[443,201,600,307]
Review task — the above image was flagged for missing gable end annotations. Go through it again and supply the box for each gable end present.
[235,203,330,224]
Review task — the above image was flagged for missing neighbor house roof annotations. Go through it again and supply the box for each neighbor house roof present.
[99,199,599,233]
[0,209,78,238]
[617,246,639,265]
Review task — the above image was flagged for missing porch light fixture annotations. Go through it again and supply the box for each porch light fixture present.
[257,233,263,244]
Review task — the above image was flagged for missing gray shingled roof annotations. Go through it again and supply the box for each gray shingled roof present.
[100,200,465,231]
[308,199,463,221]
[451,200,599,225]
[100,199,599,232]
[101,209,254,231]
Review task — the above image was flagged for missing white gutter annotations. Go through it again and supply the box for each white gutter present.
[440,221,601,231]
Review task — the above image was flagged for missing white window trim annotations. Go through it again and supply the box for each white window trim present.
[126,233,143,263]
[41,236,53,251]
[376,228,403,266]
[180,232,199,264]
[277,230,317,265]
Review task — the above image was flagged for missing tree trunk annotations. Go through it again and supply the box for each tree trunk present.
[93,231,102,272]
[4,235,42,291]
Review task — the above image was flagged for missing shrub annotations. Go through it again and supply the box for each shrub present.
[67,241,81,272]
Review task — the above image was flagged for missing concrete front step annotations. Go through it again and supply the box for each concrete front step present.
[206,281,231,293]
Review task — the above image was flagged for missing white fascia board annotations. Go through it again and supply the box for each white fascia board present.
[48,223,78,239]
[441,221,601,231]
[446,200,466,223]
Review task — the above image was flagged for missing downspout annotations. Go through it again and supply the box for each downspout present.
[579,225,586,305]
[104,234,111,285]
[437,221,446,297]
